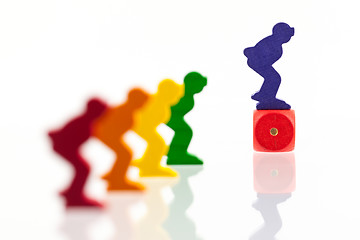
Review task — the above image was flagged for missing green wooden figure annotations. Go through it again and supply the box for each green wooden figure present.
[166,72,207,165]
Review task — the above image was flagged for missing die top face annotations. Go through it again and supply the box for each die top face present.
[253,110,295,152]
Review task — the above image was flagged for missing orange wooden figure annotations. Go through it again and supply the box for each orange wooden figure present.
[93,88,149,190]
[253,110,295,152]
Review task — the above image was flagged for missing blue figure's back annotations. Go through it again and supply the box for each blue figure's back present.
[244,22,294,110]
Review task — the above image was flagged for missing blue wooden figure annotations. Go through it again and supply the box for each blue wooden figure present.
[244,22,294,110]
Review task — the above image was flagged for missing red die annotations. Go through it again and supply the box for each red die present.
[253,110,295,152]
[253,152,296,194]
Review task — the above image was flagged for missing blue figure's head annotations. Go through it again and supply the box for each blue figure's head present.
[272,23,294,43]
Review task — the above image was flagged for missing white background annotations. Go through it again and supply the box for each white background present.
[1,0,360,239]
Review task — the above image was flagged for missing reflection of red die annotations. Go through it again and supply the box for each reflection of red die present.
[253,152,296,194]
[253,110,295,152]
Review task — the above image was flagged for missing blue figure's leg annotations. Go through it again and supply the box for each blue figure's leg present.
[252,66,281,101]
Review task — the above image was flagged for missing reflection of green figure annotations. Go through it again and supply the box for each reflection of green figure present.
[163,166,203,240]
[166,72,207,165]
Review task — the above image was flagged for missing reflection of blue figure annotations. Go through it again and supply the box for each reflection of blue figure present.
[244,22,294,110]
[249,193,291,240]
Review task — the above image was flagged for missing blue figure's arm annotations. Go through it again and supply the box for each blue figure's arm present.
[245,36,283,66]
[244,46,255,58]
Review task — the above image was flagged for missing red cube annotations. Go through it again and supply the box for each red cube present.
[253,152,296,194]
[253,109,295,152]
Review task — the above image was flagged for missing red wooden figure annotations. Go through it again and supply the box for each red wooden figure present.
[48,98,107,208]
[253,110,295,152]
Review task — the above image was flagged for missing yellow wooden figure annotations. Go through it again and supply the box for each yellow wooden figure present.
[132,79,184,177]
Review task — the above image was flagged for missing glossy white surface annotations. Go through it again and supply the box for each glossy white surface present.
[1,0,360,239]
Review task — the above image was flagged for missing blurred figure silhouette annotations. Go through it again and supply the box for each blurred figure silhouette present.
[135,178,178,240]
[244,22,294,110]
[61,209,104,240]
[167,72,207,165]
[48,98,107,207]
[133,79,184,177]
[163,166,203,240]
[106,193,144,240]
[93,88,149,191]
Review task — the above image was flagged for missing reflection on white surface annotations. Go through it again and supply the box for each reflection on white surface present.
[61,173,202,240]
[253,152,296,194]
[106,193,144,240]
[250,193,292,240]
[61,209,104,240]
[250,153,296,240]
[135,178,178,240]
[163,166,203,240]
[61,194,143,240]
